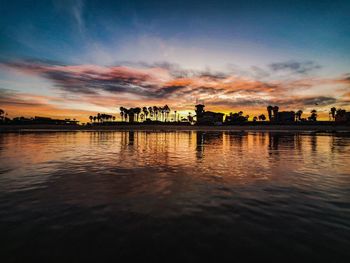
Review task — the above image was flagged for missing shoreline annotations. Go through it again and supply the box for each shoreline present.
[1,124,350,133]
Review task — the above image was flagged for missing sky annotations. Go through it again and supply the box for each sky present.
[0,0,350,121]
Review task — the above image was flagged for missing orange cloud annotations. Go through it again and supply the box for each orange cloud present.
[1,59,349,121]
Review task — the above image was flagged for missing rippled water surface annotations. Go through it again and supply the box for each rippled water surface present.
[1,131,350,262]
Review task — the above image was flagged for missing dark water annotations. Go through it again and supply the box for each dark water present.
[0,131,350,262]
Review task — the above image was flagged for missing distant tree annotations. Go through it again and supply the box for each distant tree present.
[148,107,153,120]
[226,112,249,122]
[153,106,159,121]
[112,116,116,122]
[93,116,97,122]
[134,107,141,122]
[164,105,170,121]
[330,107,336,121]
[174,110,177,122]
[159,106,164,121]
[309,109,317,121]
[128,108,135,122]
[253,116,258,122]
[188,112,193,123]
[258,114,266,121]
[0,109,4,122]
[296,110,303,121]
[336,108,346,121]
[89,116,93,123]
[142,107,149,120]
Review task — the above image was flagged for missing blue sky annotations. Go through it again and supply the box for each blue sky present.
[0,0,349,120]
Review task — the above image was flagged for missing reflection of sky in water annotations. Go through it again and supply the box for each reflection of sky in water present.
[0,131,349,198]
[1,131,350,261]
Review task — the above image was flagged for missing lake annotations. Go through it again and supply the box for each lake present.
[0,131,350,262]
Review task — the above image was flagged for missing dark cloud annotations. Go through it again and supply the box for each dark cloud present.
[0,88,43,107]
[342,73,350,82]
[153,85,188,98]
[1,59,343,111]
[208,96,337,108]
[269,61,322,75]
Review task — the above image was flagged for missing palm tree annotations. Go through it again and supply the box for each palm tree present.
[164,105,170,121]
[253,116,258,122]
[148,107,153,120]
[0,109,5,122]
[330,107,336,121]
[89,116,93,123]
[309,109,317,121]
[153,106,159,121]
[336,108,346,121]
[134,107,141,122]
[120,107,126,121]
[128,108,135,122]
[93,116,97,123]
[267,105,273,121]
[174,110,177,122]
[296,110,303,121]
[159,106,164,121]
[142,107,149,120]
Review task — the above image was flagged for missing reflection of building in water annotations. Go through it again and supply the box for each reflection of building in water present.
[268,133,297,151]
[195,104,224,125]
[224,131,245,150]
[195,131,223,159]
[268,133,280,150]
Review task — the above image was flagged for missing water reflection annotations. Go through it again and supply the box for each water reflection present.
[0,131,350,261]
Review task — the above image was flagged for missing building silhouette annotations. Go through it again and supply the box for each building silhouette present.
[195,104,224,125]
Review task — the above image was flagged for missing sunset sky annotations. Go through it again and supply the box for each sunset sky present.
[0,0,350,121]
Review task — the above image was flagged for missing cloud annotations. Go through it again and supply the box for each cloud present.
[53,0,85,33]
[1,58,348,118]
[208,96,337,109]
[268,61,322,75]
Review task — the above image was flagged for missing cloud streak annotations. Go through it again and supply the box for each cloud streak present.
[1,59,349,120]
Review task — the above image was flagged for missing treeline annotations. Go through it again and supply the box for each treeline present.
[119,105,171,122]
[89,113,116,123]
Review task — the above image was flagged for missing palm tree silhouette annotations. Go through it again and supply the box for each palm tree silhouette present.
[134,107,141,122]
[330,107,336,121]
[153,106,159,121]
[142,107,149,120]
[148,107,153,120]
[309,109,317,121]
[119,107,125,121]
[89,116,93,123]
[296,110,303,121]
[0,109,5,122]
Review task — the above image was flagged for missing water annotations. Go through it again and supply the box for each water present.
[0,131,350,262]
